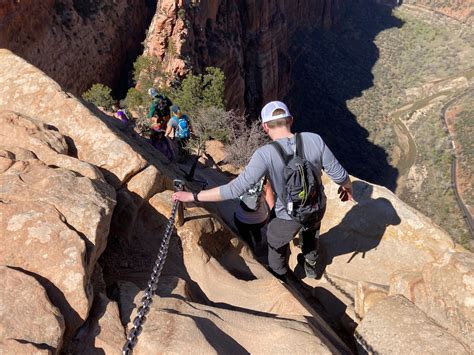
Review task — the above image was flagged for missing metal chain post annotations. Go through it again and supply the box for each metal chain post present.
[122,180,184,355]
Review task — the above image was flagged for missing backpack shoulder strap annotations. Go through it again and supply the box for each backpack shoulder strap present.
[295,133,304,159]
[271,141,290,165]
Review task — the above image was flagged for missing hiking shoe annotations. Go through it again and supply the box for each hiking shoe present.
[297,252,321,279]
[304,257,318,279]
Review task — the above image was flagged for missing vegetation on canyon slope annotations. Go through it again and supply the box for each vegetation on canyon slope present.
[290,3,473,247]
[353,7,473,248]
[83,55,264,169]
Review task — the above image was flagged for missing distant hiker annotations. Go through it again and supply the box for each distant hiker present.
[234,176,274,251]
[173,101,353,282]
[112,103,129,124]
[150,123,175,161]
[166,105,191,158]
[147,88,173,127]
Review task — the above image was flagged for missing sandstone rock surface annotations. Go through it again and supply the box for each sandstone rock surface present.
[288,178,457,313]
[0,266,65,352]
[67,293,126,354]
[390,251,474,348]
[132,297,333,355]
[99,189,350,353]
[0,0,154,95]
[0,50,148,188]
[356,295,471,354]
[354,281,388,319]
[0,148,115,336]
[0,102,116,344]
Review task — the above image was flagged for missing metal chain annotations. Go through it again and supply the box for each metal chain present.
[323,272,379,354]
[323,272,356,309]
[122,181,183,355]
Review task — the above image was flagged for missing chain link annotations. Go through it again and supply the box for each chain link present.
[122,181,183,355]
[323,272,380,354]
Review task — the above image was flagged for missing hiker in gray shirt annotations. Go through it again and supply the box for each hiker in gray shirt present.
[173,101,353,281]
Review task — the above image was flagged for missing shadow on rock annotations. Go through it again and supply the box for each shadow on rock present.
[321,181,401,267]
[162,308,250,354]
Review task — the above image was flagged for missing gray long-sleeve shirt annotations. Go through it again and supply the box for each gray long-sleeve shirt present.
[220,132,349,220]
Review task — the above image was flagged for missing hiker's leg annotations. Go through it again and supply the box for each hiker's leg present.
[301,205,327,260]
[249,219,267,245]
[268,243,289,276]
[266,217,301,276]
[234,214,255,249]
[301,206,327,278]
[301,222,321,264]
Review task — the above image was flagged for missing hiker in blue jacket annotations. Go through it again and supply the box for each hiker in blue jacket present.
[166,105,191,159]
[173,101,353,281]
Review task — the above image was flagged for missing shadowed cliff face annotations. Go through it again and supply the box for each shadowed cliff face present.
[145,0,399,190]
[288,0,402,190]
[0,0,157,97]
[149,0,343,115]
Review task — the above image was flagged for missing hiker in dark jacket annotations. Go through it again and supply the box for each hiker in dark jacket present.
[147,88,173,127]
[150,123,175,162]
[173,101,353,281]
[234,176,274,251]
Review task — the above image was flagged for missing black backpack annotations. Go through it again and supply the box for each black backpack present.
[272,133,324,228]
[152,95,171,117]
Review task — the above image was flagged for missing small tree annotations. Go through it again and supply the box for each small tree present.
[225,117,269,168]
[82,83,114,110]
[133,55,167,91]
[124,55,170,136]
[171,67,226,115]
[186,106,232,157]
[202,67,226,110]
[124,87,151,136]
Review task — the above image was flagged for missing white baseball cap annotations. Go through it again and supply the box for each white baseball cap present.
[260,101,292,123]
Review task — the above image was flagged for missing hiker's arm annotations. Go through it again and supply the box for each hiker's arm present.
[174,150,267,203]
[147,103,155,118]
[172,186,223,202]
[337,177,353,201]
[220,150,268,200]
[165,122,173,137]
[319,138,349,185]
[319,138,353,201]
[264,180,275,210]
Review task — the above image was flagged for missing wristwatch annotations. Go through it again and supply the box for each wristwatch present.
[192,191,200,202]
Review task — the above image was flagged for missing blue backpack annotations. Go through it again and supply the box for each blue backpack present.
[176,114,190,139]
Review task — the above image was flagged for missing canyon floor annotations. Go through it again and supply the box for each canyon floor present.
[289,3,473,248]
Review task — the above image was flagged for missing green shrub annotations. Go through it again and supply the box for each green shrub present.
[133,55,168,91]
[82,83,114,110]
[124,87,144,112]
[171,67,226,115]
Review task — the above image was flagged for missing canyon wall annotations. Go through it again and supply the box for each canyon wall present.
[144,0,342,115]
[0,0,156,96]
